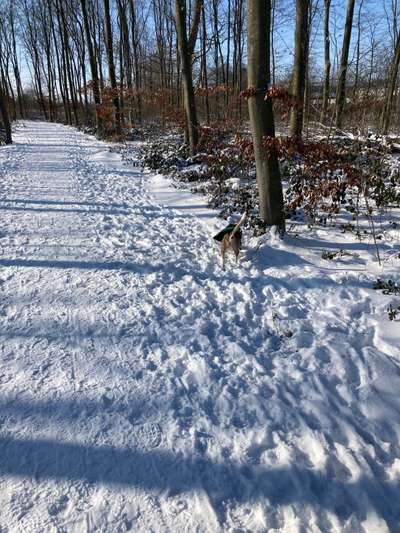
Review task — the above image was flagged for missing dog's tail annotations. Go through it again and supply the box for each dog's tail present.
[229,212,246,240]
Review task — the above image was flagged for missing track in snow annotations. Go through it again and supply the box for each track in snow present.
[0,121,399,532]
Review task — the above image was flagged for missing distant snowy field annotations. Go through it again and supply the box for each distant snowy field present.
[0,121,399,532]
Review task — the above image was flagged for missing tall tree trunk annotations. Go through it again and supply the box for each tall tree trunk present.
[49,0,68,123]
[128,0,142,123]
[103,0,122,135]
[188,0,204,55]
[352,0,363,98]
[9,8,24,118]
[117,0,133,124]
[236,0,244,119]
[320,0,331,123]
[57,0,79,126]
[247,0,284,229]
[0,81,12,144]
[226,0,231,104]
[5,71,17,121]
[80,0,103,133]
[271,0,276,85]
[289,0,310,138]
[381,32,400,134]
[80,45,90,124]
[175,0,199,154]
[201,4,210,123]
[212,0,220,117]
[334,0,356,129]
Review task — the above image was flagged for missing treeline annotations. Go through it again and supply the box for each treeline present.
[0,0,400,143]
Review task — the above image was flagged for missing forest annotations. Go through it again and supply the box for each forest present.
[1,0,400,135]
[1,0,400,232]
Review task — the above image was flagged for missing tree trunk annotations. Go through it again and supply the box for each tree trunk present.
[334,0,356,129]
[49,0,68,123]
[0,81,12,144]
[236,0,244,119]
[128,0,142,123]
[352,0,363,98]
[9,8,25,118]
[226,0,231,104]
[117,0,134,124]
[212,0,220,118]
[103,0,122,135]
[80,0,103,133]
[381,32,400,134]
[201,4,210,123]
[247,0,284,229]
[289,0,310,138]
[320,0,331,123]
[175,0,199,154]
[56,0,79,126]
[271,0,276,85]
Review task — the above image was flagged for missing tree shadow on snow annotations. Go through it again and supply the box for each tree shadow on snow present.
[244,245,312,269]
[0,198,128,210]
[0,258,202,282]
[0,205,129,216]
[0,430,398,529]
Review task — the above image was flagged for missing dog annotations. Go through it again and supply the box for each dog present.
[213,213,246,269]
[220,230,242,269]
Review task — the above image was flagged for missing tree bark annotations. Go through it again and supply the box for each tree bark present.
[103,0,122,135]
[334,0,356,129]
[117,0,133,124]
[128,0,142,123]
[80,0,103,132]
[9,7,24,118]
[320,0,331,123]
[381,32,400,134]
[56,0,79,126]
[0,81,12,144]
[289,0,310,138]
[188,0,204,55]
[175,0,199,154]
[352,0,364,97]
[247,0,284,229]
[201,4,210,123]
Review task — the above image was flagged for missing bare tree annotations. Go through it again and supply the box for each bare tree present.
[174,0,202,154]
[128,0,142,122]
[80,0,103,132]
[334,0,356,129]
[352,0,364,97]
[247,0,284,229]
[0,79,12,144]
[381,31,400,133]
[103,0,121,134]
[321,0,331,123]
[6,3,25,118]
[290,0,310,138]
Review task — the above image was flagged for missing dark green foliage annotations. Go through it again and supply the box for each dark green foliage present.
[373,279,400,295]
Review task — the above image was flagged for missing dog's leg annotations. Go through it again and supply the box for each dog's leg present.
[221,236,228,270]
[231,235,241,264]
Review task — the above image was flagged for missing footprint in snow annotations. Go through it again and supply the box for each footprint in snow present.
[194,431,214,455]
[101,393,114,408]
[135,422,162,449]
[47,494,69,516]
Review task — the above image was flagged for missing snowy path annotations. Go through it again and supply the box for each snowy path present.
[0,121,399,532]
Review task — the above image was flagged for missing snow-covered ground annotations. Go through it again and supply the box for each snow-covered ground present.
[148,172,221,223]
[0,121,399,532]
